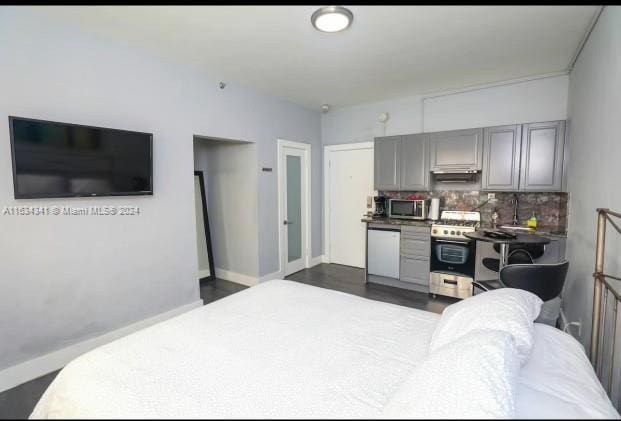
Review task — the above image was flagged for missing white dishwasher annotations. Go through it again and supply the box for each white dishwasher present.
[367,227,400,279]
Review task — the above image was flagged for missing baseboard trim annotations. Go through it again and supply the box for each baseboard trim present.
[310,255,326,267]
[257,256,324,284]
[0,299,203,394]
[197,269,211,279]
[259,270,283,283]
[214,268,258,287]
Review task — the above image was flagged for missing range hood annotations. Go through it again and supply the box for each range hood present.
[432,169,479,183]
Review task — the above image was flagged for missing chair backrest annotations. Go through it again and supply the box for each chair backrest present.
[499,261,569,301]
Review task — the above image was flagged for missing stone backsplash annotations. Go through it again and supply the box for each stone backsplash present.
[379,190,568,232]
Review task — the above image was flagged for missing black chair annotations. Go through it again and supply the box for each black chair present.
[482,243,545,272]
[481,248,534,274]
[472,260,569,302]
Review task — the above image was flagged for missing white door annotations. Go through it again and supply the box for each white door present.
[326,143,374,268]
[278,140,311,276]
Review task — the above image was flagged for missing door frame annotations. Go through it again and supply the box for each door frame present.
[323,142,374,264]
[277,139,312,276]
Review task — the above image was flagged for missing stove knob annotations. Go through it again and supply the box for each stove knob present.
[450,230,455,235]
[443,230,448,235]
[432,229,437,234]
[457,231,462,236]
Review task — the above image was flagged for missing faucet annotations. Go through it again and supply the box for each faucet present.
[511,193,519,225]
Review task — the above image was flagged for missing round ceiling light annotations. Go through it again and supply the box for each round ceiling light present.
[311,6,353,33]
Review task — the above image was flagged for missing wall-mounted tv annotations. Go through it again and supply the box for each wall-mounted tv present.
[9,116,153,199]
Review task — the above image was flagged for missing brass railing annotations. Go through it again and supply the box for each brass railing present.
[591,208,621,408]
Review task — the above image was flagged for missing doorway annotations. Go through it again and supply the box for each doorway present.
[278,139,311,276]
[324,142,374,268]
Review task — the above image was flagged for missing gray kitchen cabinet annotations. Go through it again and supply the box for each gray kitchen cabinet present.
[519,121,566,191]
[430,128,483,172]
[400,134,430,191]
[400,256,430,286]
[374,136,401,190]
[399,226,430,288]
[482,125,522,191]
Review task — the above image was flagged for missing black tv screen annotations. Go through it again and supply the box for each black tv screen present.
[9,117,153,199]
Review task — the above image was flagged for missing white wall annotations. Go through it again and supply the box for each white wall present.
[0,8,321,373]
[564,6,621,346]
[423,75,569,132]
[194,140,260,279]
[321,96,423,145]
[321,75,569,144]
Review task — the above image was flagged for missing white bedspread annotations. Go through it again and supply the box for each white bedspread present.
[30,280,618,419]
[31,280,439,419]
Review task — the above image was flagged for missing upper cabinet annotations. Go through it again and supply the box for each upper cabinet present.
[374,135,430,191]
[400,134,429,191]
[374,136,401,190]
[519,121,566,191]
[430,128,483,172]
[482,125,522,191]
[374,120,567,193]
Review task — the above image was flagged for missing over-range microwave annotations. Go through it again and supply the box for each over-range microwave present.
[388,199,428,220]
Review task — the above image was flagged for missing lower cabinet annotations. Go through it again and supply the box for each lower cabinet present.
[400,256,430,286]
[399,226,430,290]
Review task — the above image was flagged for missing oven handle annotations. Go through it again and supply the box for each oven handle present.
[433,239,471,245]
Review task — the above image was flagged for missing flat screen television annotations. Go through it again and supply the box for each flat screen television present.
[9,116,153,199]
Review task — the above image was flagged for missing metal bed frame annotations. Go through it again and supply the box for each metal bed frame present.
[591,208,621,408]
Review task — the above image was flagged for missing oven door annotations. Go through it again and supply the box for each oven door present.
[430,237,476,278]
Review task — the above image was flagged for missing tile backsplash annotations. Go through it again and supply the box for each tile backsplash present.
[379,190,568,231]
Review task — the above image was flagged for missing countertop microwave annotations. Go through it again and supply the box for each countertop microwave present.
[388,199,428,220]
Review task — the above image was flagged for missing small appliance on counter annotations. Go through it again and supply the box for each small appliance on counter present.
[388,198,428,220]
[373,196,389,217]
[429,210,481,299]
[429,198,440,221]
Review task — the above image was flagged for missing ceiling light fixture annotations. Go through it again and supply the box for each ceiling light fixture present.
[311,6,353,33]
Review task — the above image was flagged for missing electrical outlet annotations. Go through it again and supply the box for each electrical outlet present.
[487,193,497,203]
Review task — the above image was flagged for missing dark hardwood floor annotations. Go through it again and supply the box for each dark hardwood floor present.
[0,263,454,419]
[286,263,457,313]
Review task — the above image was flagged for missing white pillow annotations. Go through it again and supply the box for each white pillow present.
[430,288,543,365]
[382,329,520,419]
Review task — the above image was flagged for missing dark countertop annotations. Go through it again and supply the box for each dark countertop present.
[479,222,567,238]
[361,217,567,238]
[361,216,432,227]
[464,230,552,245]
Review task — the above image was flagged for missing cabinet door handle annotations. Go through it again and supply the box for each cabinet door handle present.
[444,279,458,285]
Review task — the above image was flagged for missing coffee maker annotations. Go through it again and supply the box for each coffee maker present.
[373,196,388,217]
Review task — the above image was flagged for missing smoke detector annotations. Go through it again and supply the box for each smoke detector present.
[321,104,330,113]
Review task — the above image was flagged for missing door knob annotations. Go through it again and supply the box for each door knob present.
[283,220,294,225]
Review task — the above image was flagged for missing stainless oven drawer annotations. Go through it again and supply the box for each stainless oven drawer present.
[429,272,473,299]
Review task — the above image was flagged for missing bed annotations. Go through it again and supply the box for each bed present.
[31,280,618,419]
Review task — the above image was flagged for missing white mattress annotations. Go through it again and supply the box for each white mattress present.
[30,280,618,419]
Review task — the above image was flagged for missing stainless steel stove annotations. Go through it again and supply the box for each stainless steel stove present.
[429,211,481,299]
[431,210,481,239]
